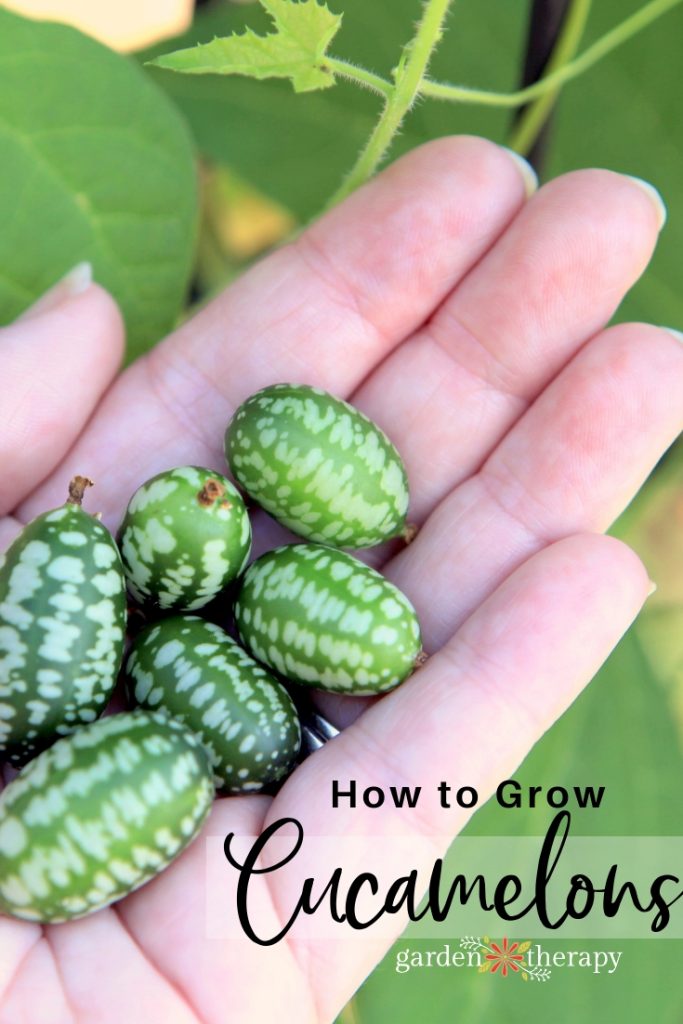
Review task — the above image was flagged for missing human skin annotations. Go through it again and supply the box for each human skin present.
[0,136,682,1023]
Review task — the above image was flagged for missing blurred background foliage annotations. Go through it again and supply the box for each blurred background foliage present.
[0,0,681,1019]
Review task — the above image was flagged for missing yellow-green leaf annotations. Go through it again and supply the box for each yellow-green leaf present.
[478,961,490,974]
[150,0,342,93]
[518,941,531,954]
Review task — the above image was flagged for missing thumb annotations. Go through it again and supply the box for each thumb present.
[0,264,124,519]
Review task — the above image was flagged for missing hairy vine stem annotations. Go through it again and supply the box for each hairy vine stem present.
[325,57,392,98]
[327,0,682,127]
[420,0,682,107]
[327,0,454,207]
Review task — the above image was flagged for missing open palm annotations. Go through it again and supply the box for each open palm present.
[1,137,681,1024]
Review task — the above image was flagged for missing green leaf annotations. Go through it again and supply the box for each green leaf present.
[0,8,198,359]
[151,0,342,94]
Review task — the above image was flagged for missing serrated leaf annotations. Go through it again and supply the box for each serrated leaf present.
[151,0,342,93]
[517,941,531,954]
[478,961,490,974]
[0,8,198,359]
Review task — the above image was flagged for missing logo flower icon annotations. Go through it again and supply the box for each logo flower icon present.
[485,937,525,977]
[459,937,551,982]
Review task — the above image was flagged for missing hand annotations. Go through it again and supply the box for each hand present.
[1,137,681,1024]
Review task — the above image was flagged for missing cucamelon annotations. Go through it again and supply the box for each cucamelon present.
[225,384,410,548]
[0,477,126,765]
[234,543,422,694]
[0,710,214,923]
[118,465,251,611]
[125,616,301,792]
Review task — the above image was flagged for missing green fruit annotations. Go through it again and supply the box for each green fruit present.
[0,479,126,766]
[234,543,422,694]
[118,466,251,611]
[225,384,409,548]
[125,616,301,792]
[0,710,214,923]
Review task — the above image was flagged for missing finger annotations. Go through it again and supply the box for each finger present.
[313,320,682,727]
[0,919,40,1010]
[267,534,648,1019]
[0,282,123,516]
[274,535,649,832]
[350,171,666,520]
[0,517,23,555]
[0,934,73,1024]
[44,913,199,1024]
[349,535,648,823]
[19,137,531,528]
[388,323,683,650]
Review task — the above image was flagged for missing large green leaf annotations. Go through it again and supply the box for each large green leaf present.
[0,7,198,358]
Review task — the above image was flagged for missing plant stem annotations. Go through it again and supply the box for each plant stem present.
[513,0,573,171]
[327,0,454,207]
[325,57,392,98]
[421,0,683,106]
[508,0,592,155]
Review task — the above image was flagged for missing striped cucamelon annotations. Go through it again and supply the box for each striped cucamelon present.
[125,616,301,792]
[118,465,252,611]
[234,544,422,694]
[0,710,214,923]
[225,384,410,548]
[0,478,126,766]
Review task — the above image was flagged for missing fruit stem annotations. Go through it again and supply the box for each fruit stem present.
[197,478,226,506]
[402,522,419,545]
[66,476,94,507]
[414,650,429,669]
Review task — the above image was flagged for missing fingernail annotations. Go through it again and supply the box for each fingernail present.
[625,176,667,231]
[501,147,539,198]
[647,580,657,598]
[17,262,93,323]
[660,327,683,345]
